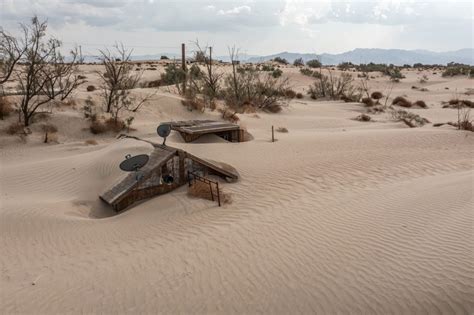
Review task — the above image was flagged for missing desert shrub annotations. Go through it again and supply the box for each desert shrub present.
[218,108,240,123]
[300,68,313,76]
[181,98,205,112]
[161,63,186,85]
[443,99,474,108]
[78,75,87,80]
[84,139,98,145]
[41,123,58,143]
[338,62,354,71]
[276,127,288,133]
[147,80,161,88]
[160,55,169,60]
[387,68,405,81]
[293,58,304,67]
[355,114,371,121]
[273,57,288,65]
[413,100,428,108]
[284,89,297,99]
[296,92,303,99]
[456,108,473,131]
[442,63,473,77]
[272,68,283,78]
[392,96,412,108]
[371,91,383,100]
[412,86,419,90]
[86,85,96,92]
[306,59,322,68]
[5,122,25,135]
[261,64,274,72]
[83,97,97,120]
[361,97,375,106]
[308,72,355,100]
[419,88,429,92]
[89,120,107,134]
[0,96,13,119]
[391,109,430,127]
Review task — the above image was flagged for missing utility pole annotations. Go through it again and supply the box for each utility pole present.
[181,43,186,95]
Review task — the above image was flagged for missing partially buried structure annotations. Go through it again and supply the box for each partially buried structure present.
[165,120,244,143]
[100,141,239,212]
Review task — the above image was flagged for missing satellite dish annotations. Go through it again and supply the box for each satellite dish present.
[162,174,174,185]
[157,123,171,145]
[119,154,149,172]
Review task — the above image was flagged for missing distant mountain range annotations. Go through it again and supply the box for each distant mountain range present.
[244,48,474,66]
[79,48,473,66]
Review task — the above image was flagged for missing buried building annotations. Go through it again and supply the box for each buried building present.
[100,142,239,212]
[165,120,245,143]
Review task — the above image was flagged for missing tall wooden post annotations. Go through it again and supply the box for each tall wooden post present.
[181,43,186,95]
[272,125,275,142]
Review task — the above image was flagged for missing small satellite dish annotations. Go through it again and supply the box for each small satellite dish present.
[162,174,174,185]
[157,123,171,145]
[119,154,149,172]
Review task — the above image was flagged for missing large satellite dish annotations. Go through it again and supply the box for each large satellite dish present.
[119,154,149,172]
[157,123,171,145]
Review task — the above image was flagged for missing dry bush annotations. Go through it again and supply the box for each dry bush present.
[181,98,205,112]
[413,100,428,108]
[443,99,474,109]
[86,85,96,92]
[78,75,87,80]
[276,127,288,133]
[392,96,412,108]
[218,108,240,123]
[147,80,161,88]
[264,104,282,113]
[296,92,303,99]
[391,109,430,127]
[5,122,25,135]
[42,123,59,143]
[284,89,297,99]
[84,139,98,145]
[0,96,13,119]
[370,91,383,101]
[90,120,108,134]
[361,97,375,107]
[188,181,232,204]
[355,114,371,121]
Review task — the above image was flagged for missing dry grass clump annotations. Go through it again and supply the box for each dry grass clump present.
[84,139,98,145]
[354,114,371,121]
[370,91,383,102]
[361,97,375,107]
[90,118,125,134]
[413,100,428,108]
[391,109,430,128]
[5,122,25,135]
[392,96,412,108]
[0,96,13,119]
[181,98,206,112]
[443,99,474,108]
[284,89,297,99]
[86,85,96,92]
[276,127,289,133]
[296,92,303,99]
[188,181,232,204]
[218,108,240,123]
[41,123,58,143]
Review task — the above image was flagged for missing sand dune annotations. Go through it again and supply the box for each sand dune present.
[1,67,473,314]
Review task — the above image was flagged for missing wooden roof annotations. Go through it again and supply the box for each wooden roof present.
[165,120,240,135]
[100,146,177,205]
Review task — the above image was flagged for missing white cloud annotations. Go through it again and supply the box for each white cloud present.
[217,5,251,15]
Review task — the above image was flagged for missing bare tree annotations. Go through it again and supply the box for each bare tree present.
[0,28,25,86]
[193,40,223,101]
[97,43,154,124]
[15,16,81,126]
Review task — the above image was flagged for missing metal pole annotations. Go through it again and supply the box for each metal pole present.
[216,182,221,207]
[181,43,186,95]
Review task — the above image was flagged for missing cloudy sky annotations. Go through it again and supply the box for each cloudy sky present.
[1,0,472,56]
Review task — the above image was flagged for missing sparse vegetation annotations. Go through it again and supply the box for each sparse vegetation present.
[413,100,428,108]
[271,68,283,78]
[296,92,303,99]
[306,59,322,68]
[86,85,96,92]
[276,127,288,133]
[442,62,473,77]
[308,71,356,100]
[272,57,288,65]
[391,109,430,127]
[293,58,304,67]
[392,96,412,108]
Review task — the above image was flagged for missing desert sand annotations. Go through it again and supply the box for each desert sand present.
[1,64,473,314]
